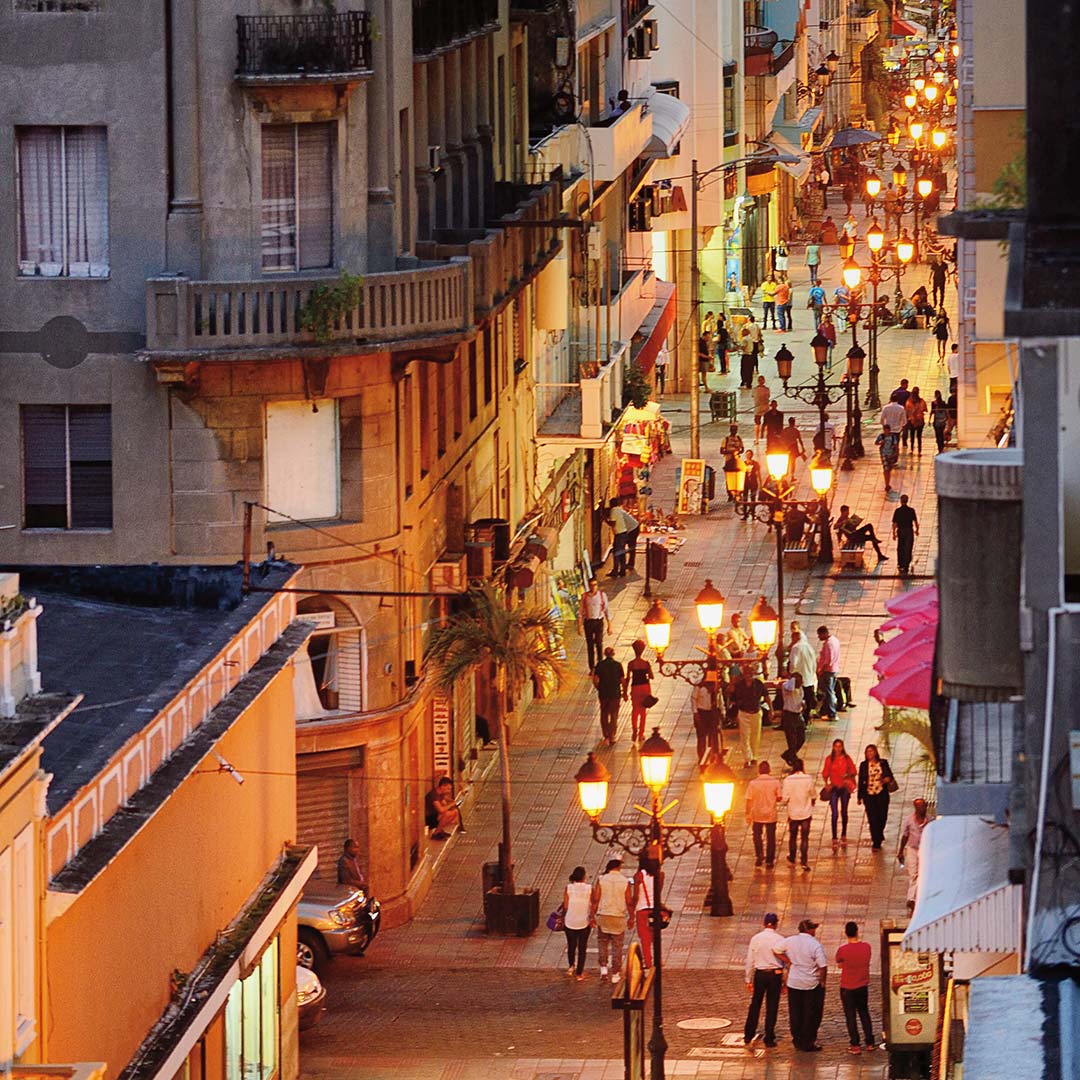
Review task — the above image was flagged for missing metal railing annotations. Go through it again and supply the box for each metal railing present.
[236,11,372,78]
[413,0,500,56]
[624,0,651,29]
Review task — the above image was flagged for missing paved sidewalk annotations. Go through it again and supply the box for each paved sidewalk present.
[302,209,953,1080]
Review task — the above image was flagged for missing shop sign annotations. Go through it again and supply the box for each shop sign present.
[676,459,706,515]
[882,923,941,1048]
[432,692,452,778]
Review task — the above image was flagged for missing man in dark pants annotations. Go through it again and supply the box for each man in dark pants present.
[577,577,612,672]
[891,493,920,575]
[743,912,786,1047]
[592,646,624,745]
[836,920,877,1053]
[779,672,807,767]
[775,919,828,1052]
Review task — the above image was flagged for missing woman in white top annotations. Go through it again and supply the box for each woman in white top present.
[563,866,593,979]
[629,855,665,968]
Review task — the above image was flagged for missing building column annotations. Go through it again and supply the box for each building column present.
[366,0,397,267]
[165,0,203,276]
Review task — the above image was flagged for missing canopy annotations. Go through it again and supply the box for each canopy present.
[884,584,938,615]
[874,624,936,659]
[869,659,932,709]
[891,16,924,38]
[878,607,937,633]
[874,640,934,677]
[823,127,884,150]
[645,91,691,159]
[630,281,677,374]
[903,815,1022,954]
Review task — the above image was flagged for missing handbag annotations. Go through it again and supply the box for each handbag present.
[546,904,566,932]
[641,694,660,709]
[885,776,900,794]
[649,904,673,930]
[820,784,833,802]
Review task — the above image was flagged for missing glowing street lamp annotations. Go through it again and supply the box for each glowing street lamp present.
[896,231,915,264]
[888,125,902,146]
[866,220,884,253]
[749,596,779,651]
[842,257,862,290]
[933,46,946,63]
[701,754,737,821]
[951,43,960,58]
[913,75,926,91]
[865,172,882,199]
[931,127,948,150]
[932,67,947,85]
[903,91,918,110]
[923,83,939,104]
[694,579,726,637]
[639,728,674,793]
[765,449,789,483]
[723,457,746,496]
[575,753,611,819]
[917,175,934,199]
[909,119,924,142]
[810,451,834,496]
[642,598,673,656]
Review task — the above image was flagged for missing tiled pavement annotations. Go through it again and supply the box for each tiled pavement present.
[301,218,954,1080]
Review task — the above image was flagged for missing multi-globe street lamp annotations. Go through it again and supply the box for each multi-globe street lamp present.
[575,730,736,1080]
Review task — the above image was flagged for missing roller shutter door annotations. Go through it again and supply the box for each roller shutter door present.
[297,773,349,879]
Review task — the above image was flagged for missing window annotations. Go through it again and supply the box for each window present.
[418,365,432,477]
[225,936,278,1080]
[723,73,738,140]
[264,400,339,522]
[22,405,112,529]
[435,362,447,458]
[261,123,334,272]
[14,1,101,11]
[482,327,493,405]
[16,126,108,277]
[467,341,478,420]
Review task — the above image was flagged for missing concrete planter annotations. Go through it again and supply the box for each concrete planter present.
[483,887,540,936]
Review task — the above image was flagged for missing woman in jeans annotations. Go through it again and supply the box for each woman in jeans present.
[904,387,927,453]
[857,744,896,851]
[930,390,949,453]
[822,738,858,850]
[563,866,593,980]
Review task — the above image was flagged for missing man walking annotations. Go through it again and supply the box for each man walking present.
[779,672,807,767]
[743,912,786,1047]
[891,494,919,575]
[815,625,841,720]
[808,282,826,324]
[762,401,785,451]
[752,376,770,441]
[578,577,612,672]
[788,627,817,725]
[898,798,932,915]
[774,919,828,1052]
[731,669,770,768]
[746,761,782,867]
[739,315,763,389]
[592,646,624,745]
[691,680,720,765]
[591,857,630,984]
[782,758,816,871]
[930,256,949,311]
[836,921,877,1054]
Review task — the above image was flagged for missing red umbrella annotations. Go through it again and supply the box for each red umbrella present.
[870,660,933,710]
[874,640,935,677]
[884,585,938,616]
[875,625,935,658]
[878,608,937,634]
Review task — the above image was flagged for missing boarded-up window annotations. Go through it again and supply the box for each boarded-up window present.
[264,400,339,521]
[22,404,112,529]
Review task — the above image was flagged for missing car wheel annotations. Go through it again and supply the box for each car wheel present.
[297,928,329,973]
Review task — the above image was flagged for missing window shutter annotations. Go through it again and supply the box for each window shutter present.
[68,406,112,528]
[297,123,334,270]
[22,405,67,528]
[261,125,297,272]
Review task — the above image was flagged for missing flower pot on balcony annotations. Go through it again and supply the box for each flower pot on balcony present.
[483,887,540,936]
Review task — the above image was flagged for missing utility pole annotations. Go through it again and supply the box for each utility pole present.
[690,158,701,459]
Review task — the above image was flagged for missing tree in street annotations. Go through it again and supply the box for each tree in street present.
[427,584,566,896]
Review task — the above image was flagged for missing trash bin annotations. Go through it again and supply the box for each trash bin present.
[710,390,736,422]
[482,860,502,896]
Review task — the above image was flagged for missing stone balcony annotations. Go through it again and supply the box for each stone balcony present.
[587,103,654,183]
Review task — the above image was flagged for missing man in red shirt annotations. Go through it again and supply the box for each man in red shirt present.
[835,921,877,1054]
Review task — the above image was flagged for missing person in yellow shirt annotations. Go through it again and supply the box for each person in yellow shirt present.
[761,274,779,329]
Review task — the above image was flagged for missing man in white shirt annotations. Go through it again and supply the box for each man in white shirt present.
[897,798,933,914]
[745,762,782,867]
[779,672,806,768]
[774,919,829,1051]
[781,758,817,870]
[578,577,612,672]
[607,502,640,577]
[815,625,841,720]
[743,912,786,1047]
[788,627,817,724]
[880,398,906,440]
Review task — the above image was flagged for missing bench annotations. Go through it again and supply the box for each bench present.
[783,533,817,570]
[839,544,866,570]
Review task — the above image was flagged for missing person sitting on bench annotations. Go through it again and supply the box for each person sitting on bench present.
[784,505,811,545]
[425,777,464,839]
[834,505,888,561]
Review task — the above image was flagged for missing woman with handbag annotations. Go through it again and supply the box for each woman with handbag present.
[562,866,593,981]
[630,855,665,969]
[857,744,897,851]
[822,739,858,851]
[623,639,656,744]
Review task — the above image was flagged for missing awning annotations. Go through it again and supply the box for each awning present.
[892,15,924,38]
[630,281,677,374]
[885,584,938,615]
[645,92,691,159]
[869,659,932,709]
[902,816,1023,954]
[874,640,934,677]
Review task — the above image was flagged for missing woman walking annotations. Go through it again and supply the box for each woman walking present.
[630,854,664,969]
[930,389,949,453]
[857,744,896,851]
[740,449,761,521]
[563,866,593,981]
[932,309,951,363]
[822,739,858,851]
[624,640,655,744]
[905,387,927,454]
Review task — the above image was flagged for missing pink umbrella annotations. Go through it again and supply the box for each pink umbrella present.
[874,640,935,677]
[875,625,936,658]
[884,585,938,616]
[869,660,933,710]
[878,607,938,634]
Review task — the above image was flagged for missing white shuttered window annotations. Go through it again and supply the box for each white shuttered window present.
[261,123,334,272]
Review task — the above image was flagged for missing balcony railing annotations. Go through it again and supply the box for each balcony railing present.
[146,263,470,354]
[413,0,500,57]
[588,103,653,182]
[624,0,652,30]
[744,24,778,52]
[236,11,372,80]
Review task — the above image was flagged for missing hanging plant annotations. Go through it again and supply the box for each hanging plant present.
[298,272,364,343]
[622,359,651,409]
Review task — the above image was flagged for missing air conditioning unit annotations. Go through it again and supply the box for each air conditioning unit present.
[465,541,493,580]
[431,554,468,594]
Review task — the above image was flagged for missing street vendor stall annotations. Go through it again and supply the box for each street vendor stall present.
[614,401,670,514]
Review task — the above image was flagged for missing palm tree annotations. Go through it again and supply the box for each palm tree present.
[426,584,566,896]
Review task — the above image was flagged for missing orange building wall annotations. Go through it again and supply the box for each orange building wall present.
[43,670,297,1078]
[973,108,1025,196]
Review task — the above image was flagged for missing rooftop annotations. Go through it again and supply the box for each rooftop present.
[3,563,295,814]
